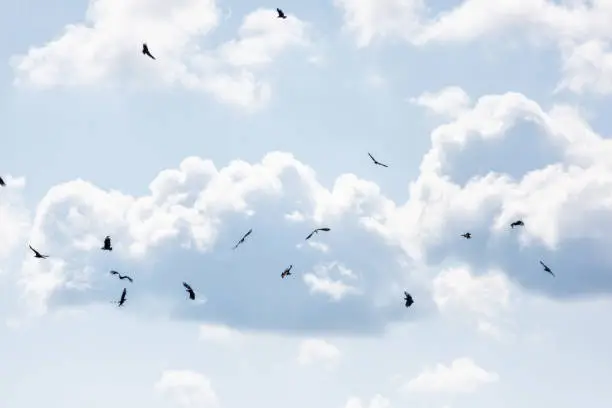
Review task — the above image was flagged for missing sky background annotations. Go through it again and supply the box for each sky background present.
[2,0,612,407]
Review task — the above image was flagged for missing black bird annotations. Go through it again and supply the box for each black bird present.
[232,228,253,249]
[461,232,472,239]
[28,244,48,259]
[510,220,524,228]
[305,227,331,240]
[117,288,127,307]
[539,261,555,277]
[368,153,388,167]
[281,265,293,279]
[404,291,414,308]
[142,43,156,60]
[0,176,5,186]
[276,8,287,18]
[110,270,133,283]
[101,235,112,251]
[183,282,195,300]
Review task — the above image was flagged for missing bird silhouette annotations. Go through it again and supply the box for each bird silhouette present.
[142,43,156,60]
[183,282,196,300]
[110,270,133,283]
[368,153,388,167]
[510,220,524,228]
[539,261,555,277]
[281,265,293,279]
[276,8,287,18]
[0,176,5,186]
[101,236,112,251]
[461,232,472,239]
[232,229,253,249]
[305,227,331,240]
[117,288,127,307]
[28,244,48,259]
[404,291,414,308]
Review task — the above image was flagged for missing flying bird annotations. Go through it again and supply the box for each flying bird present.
[28,244,48,259]
[232,228,253,249]
[305,227,331,240]
[110,270,133,283]
[101,236,112,251]
[117,288,127,307]
[539,261,555,277]
[404,291,414,308]
[281,265,293,279]
[368,153,388,167]
[0,176,5,186]
[276,8,287,18]
[183,282,196,300]
[461,232,472,239]
[510,220,524,228]
[142,43,156,60]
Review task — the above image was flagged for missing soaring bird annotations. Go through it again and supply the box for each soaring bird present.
[110,270,133,283]
[183,282,196,300]
[461,232,472,239]
[0,176,5,186]
[142,43,156,60]
[404,291,414,308]
[539,261,555,277]
[510,220,524,228]
[368,153,388,167]
[281,265,293,279]
[232,228,253,249]
[28,244,48,259]
[101,236,112,251]
[276,8,287,18]
[305,227,331,240]
[117,288,127,307]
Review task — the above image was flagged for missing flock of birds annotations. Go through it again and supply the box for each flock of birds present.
[0,6,556,313]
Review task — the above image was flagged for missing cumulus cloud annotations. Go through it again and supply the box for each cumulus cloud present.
[333,0,612,94]
[303,261,360,301]
[10,0,311,109]
[297,338,341,368]
[402,357,498,394]
[155,369,219,408]
[198,323,243,344]
[344,394,390,408]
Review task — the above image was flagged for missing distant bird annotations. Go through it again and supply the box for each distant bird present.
[276,8,287,18]
[368,153,388,167]
[461,232,472,239]
[110,270,133,283]
[142,43,156,60]
[183,282,195,300]
[117,288,127,307]
[28,244,48,259]
[281,265,293,279]
[0,176,5,186]
[232,228,253,250]
[510,220,524,229]
[101,235,112,251]
[404,291,414,308]
[539,261,555,277]
[305,227,331,240]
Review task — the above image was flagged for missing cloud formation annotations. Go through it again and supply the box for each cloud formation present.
[11,0,310,109]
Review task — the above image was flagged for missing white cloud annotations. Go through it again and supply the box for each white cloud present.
[344,394,390,408]
[333,0,612,95]
[410,86,471,118]
[11,0,310,109]
[303,262,360,301]
[155,369,219,408]
[0,176,30,262]
[297,338,341,368]
[402,357,498,394]
[198,323,243,344]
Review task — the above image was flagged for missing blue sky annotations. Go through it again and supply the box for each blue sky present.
[2,0,612,407]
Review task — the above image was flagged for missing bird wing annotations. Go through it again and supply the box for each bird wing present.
[276,8,283,14]
[110,270,119,275]
[104,236,111,245]
[318,227,331,232]
[378,162,388,167]
[539,261,547,268]
[121,288,127,299]
[305,231,315,240]
[183,282,192,291]
[126,276,133,282]
[28,245,40,256]
[368,153,376,163]
[0,177,5,186]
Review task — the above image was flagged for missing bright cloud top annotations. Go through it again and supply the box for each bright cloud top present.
[297,338,341,367]
[11,0,310,109]
[155,369,220,408]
